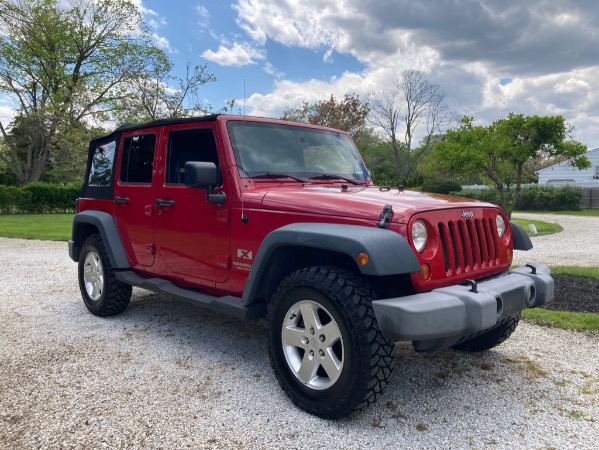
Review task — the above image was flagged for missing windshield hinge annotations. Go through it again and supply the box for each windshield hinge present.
[378,204,393,229]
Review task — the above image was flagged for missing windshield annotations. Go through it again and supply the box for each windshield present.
[226,121,370,182]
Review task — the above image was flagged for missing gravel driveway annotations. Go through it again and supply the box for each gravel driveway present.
[1,217,598,449]
[511,212,599,266]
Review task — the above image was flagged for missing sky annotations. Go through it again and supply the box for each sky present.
[2,0,599,148]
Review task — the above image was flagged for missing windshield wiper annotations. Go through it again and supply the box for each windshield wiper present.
[308,173,364,185]
[251,173,312,183]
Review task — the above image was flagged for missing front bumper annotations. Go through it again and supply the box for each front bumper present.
[371,263,554,351]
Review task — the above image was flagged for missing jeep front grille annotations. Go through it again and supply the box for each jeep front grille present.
[437,218,499,272]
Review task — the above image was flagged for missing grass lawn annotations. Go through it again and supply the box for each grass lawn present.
[0,214,73,241]
[522,309,599,332]
[521,265,599,333]
[515,209,599,217]
[511,218,563,235]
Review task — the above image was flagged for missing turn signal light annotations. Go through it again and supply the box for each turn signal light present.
[356,252,369,265]
[420,263,431,281]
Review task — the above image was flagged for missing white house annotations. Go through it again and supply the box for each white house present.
[536,147,599,187]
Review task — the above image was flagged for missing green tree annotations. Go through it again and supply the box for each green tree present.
[281,94,371,145]
[432,114,591,213]
[0,0,166,185]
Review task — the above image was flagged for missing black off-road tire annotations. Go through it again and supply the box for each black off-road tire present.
[452,314,520,352]
[78,234,132,317]
[267,266,395,419]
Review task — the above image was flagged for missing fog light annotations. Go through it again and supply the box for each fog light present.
[356,252,369,265]
[420,264,431,281]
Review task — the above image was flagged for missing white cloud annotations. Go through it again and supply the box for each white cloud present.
[196,5,210,19]
[152,33,174,53]
[0,103,16,128]
[263,62,285,79]
[228,0,599,146]
[202,43,266,67]
[132,0,173,52]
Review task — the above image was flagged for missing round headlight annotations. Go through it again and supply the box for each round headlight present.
[496,214,506,238]
[412,220,428,253]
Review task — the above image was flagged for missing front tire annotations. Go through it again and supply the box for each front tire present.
[78,234,132,317]
[452,314,520,352]
[267,266,394,419]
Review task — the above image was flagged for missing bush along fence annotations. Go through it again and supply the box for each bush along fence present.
[0,183,80,213]
[455,185,588,211]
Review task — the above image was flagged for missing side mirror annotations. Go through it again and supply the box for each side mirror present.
[184,161,226,206]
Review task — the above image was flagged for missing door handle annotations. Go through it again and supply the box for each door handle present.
[114,196,129,204]
[155,199,175,207]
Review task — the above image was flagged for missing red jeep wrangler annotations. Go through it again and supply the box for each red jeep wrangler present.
[69,115,553,418]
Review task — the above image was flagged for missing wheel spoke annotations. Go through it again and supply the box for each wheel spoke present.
[319,321,342,344]
[297,351,319,384]
[319,347,343,382]
[283,326,308,349]
[89,255,99,271]
[298,302,321,330]
[84,265,95,283]
[91,281,102,299]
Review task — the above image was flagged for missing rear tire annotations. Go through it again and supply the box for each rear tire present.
[452,314,520,352]
[78,234,132,317]
[267,266,394,419]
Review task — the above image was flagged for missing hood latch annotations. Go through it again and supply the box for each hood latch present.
[378,204,394,229]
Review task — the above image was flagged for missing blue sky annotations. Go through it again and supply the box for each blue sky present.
[137,0,368,113]
[2,0,599,148]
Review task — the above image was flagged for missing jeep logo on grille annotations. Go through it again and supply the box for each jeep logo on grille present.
[461,211,474,219]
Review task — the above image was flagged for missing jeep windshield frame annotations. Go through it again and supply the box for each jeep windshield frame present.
[226,120,371,183]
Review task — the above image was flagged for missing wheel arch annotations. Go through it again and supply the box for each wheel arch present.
[510,221,533,251]
[241,223,421,305]
[69,210,130,269]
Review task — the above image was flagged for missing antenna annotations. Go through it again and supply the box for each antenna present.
[243,78,246,116]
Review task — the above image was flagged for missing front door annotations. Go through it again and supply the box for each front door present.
[154,125,231,283]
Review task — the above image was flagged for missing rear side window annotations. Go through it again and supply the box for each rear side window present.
[120,134,156,184]
[166,128,220,185]
[88,140,116,186]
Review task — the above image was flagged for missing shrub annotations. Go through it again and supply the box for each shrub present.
[517,185,581,211]
[454,188,503,204]
[422,179,462,195]
[0,183,80,213]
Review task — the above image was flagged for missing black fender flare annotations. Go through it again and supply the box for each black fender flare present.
[69,210,130,269]
[510,222,533,251]
[241,223,421,304]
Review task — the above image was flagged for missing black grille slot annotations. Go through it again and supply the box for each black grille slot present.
[438,223,449,271]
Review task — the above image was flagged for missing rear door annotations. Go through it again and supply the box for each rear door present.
[153,124,231,283]
[113,128,160,268]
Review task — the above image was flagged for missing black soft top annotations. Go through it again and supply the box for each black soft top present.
[90,114,221,143]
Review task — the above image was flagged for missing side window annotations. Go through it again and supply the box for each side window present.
[166,128,220,185]
[120,134,156,184]
[88,140,116,186]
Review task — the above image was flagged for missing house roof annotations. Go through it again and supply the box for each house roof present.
[536,147,599,174]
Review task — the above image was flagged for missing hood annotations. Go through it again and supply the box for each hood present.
[252,185,495,224]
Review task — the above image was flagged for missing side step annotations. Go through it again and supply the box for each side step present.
[115,271,266,320]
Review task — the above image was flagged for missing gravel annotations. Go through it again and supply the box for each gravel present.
[1,220,598,449]
[511,212,599,267]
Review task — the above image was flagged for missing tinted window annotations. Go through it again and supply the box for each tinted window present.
[166,128,220,185]
[88,140,116,186]
[120,134,156,183]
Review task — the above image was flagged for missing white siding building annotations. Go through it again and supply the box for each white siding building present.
[536,147,599,187]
